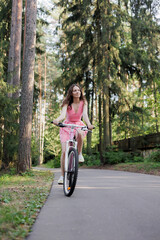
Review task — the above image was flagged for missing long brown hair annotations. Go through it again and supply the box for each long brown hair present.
[62,84,85,107]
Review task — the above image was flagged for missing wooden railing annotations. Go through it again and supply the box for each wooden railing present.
[114,133,160,152]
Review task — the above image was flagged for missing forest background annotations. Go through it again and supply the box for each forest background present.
[0,0,160,172]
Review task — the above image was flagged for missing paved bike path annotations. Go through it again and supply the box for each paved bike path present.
[27,168,160,240]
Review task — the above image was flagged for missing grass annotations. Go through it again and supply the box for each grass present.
[0,169,54,240]
[108,161,160,175]
[81,149,160,176]
[43,156,160,176]
[83,161,160,176]
[1,153,160,239]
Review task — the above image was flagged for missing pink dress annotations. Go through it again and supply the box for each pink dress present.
[60,100,87,143]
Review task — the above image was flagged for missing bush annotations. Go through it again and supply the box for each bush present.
[83,153,101,166]
[53,155,61,168]
[0,80,19,169]
[133,156,144,162]
[147,150,160,162]
[31,138,39,166]
[103,150,130,164]
[43,149,55,164]
[44,155,61,168]
[103,149,144,165]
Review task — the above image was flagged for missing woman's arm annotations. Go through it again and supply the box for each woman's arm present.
[52,104,67,125]
[83,101,94,130]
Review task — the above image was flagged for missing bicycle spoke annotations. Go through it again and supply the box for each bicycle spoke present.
[63,147,78,197]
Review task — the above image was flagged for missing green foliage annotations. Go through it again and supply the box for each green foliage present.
[83,153,101,166]
[0,170,53,239]
[43,122,61,160]
[146,150,160,162]
[1,0,160,170]
[43,99,62,165]
[0,0,12,75]
[56,0,160,146]
[103,148,144,165]
[0,80,19,168]
[44,155,61,168]
[89,122,99,149]
[103,150,130,165]
[133,156,144,163]
[31,137,40,166]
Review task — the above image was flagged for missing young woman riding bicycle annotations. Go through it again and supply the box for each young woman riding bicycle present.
[52,84,94,184]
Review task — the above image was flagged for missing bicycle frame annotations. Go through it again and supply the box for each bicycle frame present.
[51,122,88,172]
[51,121,92,196]
[64,127,78,173]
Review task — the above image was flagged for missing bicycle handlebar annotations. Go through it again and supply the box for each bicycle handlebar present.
[51,122,94,132]
[58,122,65,128]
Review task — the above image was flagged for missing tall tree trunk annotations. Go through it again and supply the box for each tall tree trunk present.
[23,0,27,61]
[102,0,111,150]
[103,84,110,149]
[85,71,91,154]
[96,0,103,163]
[153,82,159,133]
[91,64,95,124]
[95,84,98,121]
[87,65,95,154]
[41,53,47,163]
[7,0,17,97]
[2,0,22,169]
[0,121,4,165]
[18,0,37,173]
[38,55,42,164]
[98,91,103,164]
[35,109,39,140]
[148,4,159,133]
[12,0,22,99]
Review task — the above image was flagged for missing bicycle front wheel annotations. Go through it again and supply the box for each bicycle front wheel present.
[63,147,78,197]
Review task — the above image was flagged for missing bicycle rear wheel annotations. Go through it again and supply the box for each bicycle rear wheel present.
[63,147,78,197]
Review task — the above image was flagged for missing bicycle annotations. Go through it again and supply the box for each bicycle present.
[53,122,92,197]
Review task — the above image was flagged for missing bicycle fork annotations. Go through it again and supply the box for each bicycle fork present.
[65,128,78,172]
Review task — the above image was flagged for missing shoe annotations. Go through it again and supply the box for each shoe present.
[79,153,84,163]
[58,176,63,185]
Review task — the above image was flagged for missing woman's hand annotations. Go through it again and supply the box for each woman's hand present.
[87,124,94,130]
[52,119,59,126]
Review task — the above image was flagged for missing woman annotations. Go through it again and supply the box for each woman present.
[52,84,94,184]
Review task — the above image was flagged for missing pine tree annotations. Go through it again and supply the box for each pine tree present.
[18,0,37,172]
[12,0,22,99]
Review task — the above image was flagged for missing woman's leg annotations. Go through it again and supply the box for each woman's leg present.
[76,130,85,154]
[60,142,66,176]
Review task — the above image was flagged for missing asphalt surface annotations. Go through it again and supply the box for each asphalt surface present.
[27,168,160,240]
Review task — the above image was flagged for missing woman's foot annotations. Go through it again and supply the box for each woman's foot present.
[58,176,63,185]
[79,153,84,163]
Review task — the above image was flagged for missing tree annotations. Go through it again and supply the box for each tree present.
[0,0,12,77]
[18,0,37,172]
[2,0,22,169]
[12,0,22,99]
[7,0,17,97]
[101,0,111,149]
[7,0,22,98]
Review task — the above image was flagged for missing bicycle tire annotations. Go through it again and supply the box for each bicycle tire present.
[63,147,78,197]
